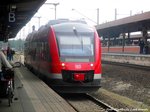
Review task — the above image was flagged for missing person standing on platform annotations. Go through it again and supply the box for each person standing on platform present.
[0,50,12,98]
[0,51,5,100]
[11,49,15,61]
[139,39,145,54]
[6,47,12,61]
[144,43,149,54]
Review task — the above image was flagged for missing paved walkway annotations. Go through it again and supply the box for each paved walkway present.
[0,66,76,112]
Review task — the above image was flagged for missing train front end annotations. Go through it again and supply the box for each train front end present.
[49,22,102,93]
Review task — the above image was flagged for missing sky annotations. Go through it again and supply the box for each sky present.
[15,0,150,39]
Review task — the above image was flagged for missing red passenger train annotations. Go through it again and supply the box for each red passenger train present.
[24,19,102,93]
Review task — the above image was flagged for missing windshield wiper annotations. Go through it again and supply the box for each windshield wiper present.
[73,27,84,51]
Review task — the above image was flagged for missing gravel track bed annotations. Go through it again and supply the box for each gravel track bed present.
[60,94,106,112]
[101,64,150,106]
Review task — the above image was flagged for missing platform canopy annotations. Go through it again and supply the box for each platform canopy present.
[0,0,46,41]
[96,11,150,37]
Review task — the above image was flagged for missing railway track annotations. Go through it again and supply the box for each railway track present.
[102,60,150,71]
[60,93,118,112]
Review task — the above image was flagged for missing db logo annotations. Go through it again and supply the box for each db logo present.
[75,64,81,69]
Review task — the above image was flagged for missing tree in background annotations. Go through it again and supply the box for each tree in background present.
[8,39,25,52]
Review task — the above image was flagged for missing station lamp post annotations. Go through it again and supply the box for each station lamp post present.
[45,3,59,20]
[34,16,41,28]
[97,8,99,25]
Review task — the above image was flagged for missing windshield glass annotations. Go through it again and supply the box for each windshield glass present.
[56,32,95,62]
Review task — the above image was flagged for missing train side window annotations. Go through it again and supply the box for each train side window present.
[45,42,51,62]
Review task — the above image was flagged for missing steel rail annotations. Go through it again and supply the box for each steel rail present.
[102,60,150,71]
[86,93,118,112]
[61,93,118,112]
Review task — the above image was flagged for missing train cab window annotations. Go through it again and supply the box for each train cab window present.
[56,33,94,62]
[58,36,94,56]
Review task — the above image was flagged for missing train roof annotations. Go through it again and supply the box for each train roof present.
[52,22,95,33]
[25,19,93,41]
[37,19,90,32]
[47,19,87,26]
[25,31,37,41]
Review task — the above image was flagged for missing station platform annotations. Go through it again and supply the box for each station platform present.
[0,66,76,112]
[102,53,150,66]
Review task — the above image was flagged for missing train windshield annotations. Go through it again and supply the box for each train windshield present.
[56,32,95,62]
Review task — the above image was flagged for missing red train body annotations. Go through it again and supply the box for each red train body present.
[24,20,102,93]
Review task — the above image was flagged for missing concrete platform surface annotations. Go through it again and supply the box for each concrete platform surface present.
[102,53,150,66]
[0,66,76,112]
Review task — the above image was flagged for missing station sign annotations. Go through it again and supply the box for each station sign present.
[8,12,16,22]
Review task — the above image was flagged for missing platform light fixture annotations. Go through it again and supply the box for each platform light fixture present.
[9,4,16,12]
[45,3,59,20]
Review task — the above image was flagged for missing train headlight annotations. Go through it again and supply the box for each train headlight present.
[90,63,93,67]
[62,63,65,67]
